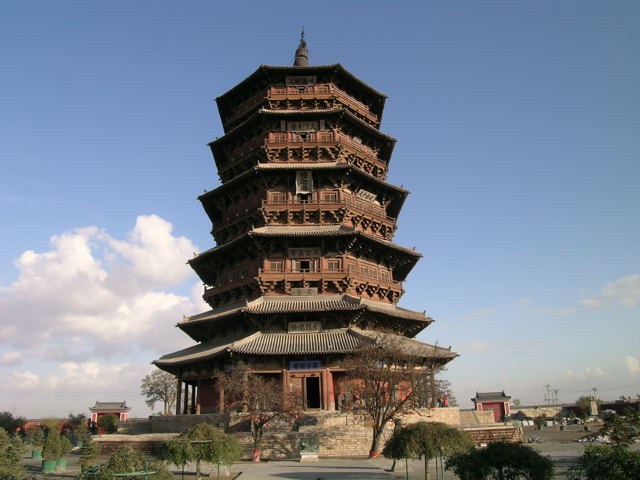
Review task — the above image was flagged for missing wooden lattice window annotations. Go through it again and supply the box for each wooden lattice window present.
[269,192,286,204]
[269,260,284,272]
[327,259,341,272]
[380,271,390,282]
[322,191,339,203]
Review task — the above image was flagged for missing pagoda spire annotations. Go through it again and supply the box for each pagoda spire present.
[293,27,309,67]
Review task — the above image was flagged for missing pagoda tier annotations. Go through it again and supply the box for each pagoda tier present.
[188,225,421,308]
[154,38,457,414]
[200,163,408,244]
[215,64,387,132]
[210,108,395,183]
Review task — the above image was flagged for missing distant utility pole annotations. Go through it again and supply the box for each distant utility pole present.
[554,389,559,405]
[544,384,552,405]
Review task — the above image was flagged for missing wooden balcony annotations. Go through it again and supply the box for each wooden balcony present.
[268,85,379,125]
[265,131,387,172]
[222,83,380,129]
[262,197,396,225]
[257,267,403,292]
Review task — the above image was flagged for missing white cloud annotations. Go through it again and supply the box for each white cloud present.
[457,307,496,321]
[0,215,200,360]
[9,371,40,390]
[0,351,22,366]
[516,297,531,305]
[563,366,607,379]
[624,355,640,374]
[578,275,640,309]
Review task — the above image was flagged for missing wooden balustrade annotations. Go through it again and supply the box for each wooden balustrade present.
[261,197,396,224]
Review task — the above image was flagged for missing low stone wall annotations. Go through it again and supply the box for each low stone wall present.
[460,409,495,425]
[150,413,228,433]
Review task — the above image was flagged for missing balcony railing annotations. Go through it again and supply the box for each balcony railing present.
[268,85,379,125]
[265,131,387,171]
[257,267,402,289]
[222,83,379,128]
[262,197,396,224]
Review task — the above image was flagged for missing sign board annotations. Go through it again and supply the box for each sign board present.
[288,321,322,333]
[291,287,319,296]
[356,189,377,202]
[290,360,321,370]
[296,171,313,194]
[288,121,318,132]
[286,75,317,86]
[288,247,321,258]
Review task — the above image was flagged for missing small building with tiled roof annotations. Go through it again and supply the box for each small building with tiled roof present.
[472,392,512,422]
[154,36,458,414]
[89,401,130,424]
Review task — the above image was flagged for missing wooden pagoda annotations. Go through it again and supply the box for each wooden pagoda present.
[154,35,457,414]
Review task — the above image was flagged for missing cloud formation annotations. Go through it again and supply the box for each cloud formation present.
[579,275,640,309]
[0,215,200,360]
[624,355,640,375]
[0,351,22,367]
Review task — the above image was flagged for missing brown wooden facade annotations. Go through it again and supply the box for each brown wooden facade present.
[155,39,457,414]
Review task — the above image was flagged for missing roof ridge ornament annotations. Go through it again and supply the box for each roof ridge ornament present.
[293,27,309,67]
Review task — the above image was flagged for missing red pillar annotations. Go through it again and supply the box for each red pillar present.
[326,369,335,411]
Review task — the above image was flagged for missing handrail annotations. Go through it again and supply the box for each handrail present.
[257,267,402,287]
[261,198,396,223]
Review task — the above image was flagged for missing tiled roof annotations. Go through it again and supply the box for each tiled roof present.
[250,225,421,256]
[199,162,409,200]
[473,391,512,402]
[232,329,371,355]
[180,295,431,327]
[210,106,396,147]
[155,328,455,366]
[215,64,387,103]
[90,401,130,411]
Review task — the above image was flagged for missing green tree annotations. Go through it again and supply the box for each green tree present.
[402,422,473,480]
[383,426,413,479]
[568,445,640,480]
[97,445,171,480]
[163,423,241,480]
[60,436,73,456]
[140,368,177,415]
[42,429,62,461]
[446,442,553,480]
[0,412,25,435]
[0,427,24,480]
[600,408,640,446]
[79,437,100,471]
[25,425,45,448]
[97,414,119,434]
[63,413,90,444]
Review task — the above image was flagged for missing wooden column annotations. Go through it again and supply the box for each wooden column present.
[183,382,189,415]
[281,369,289,406]
[191,383,197,414]
[429,367,436,408]
[326,369,335,411]
[218,386,225,413]
[176,378,183,416]
[195,380,201,415]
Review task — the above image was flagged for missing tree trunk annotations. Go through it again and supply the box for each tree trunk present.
[424,456,430,480]
[369,427,384,457]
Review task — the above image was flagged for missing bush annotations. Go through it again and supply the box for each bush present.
[163,423,242,480]
[97,445,171,480]
[25,425,45,448]
[42,430,62,461]
[97,414,119,434]
[0,427,24,480]
[446,442,553,480]
[79,438,99,472]
[568,445,640,480]
[60,436,73,456]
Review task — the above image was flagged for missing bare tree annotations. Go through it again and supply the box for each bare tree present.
[218,363,302,456]
[341,339,426,457]
[140,368,176,415]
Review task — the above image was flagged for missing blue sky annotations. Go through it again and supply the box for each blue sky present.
[1,1,639,417]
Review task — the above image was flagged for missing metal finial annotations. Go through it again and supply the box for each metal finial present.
[293,28,309,67]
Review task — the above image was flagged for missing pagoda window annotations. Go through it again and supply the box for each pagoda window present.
[380,271,390,282]
[322,191,339,203]
[292,259,319,273]
[269,192,287,204]
[327,259,341,272]
[268,260,284,272]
